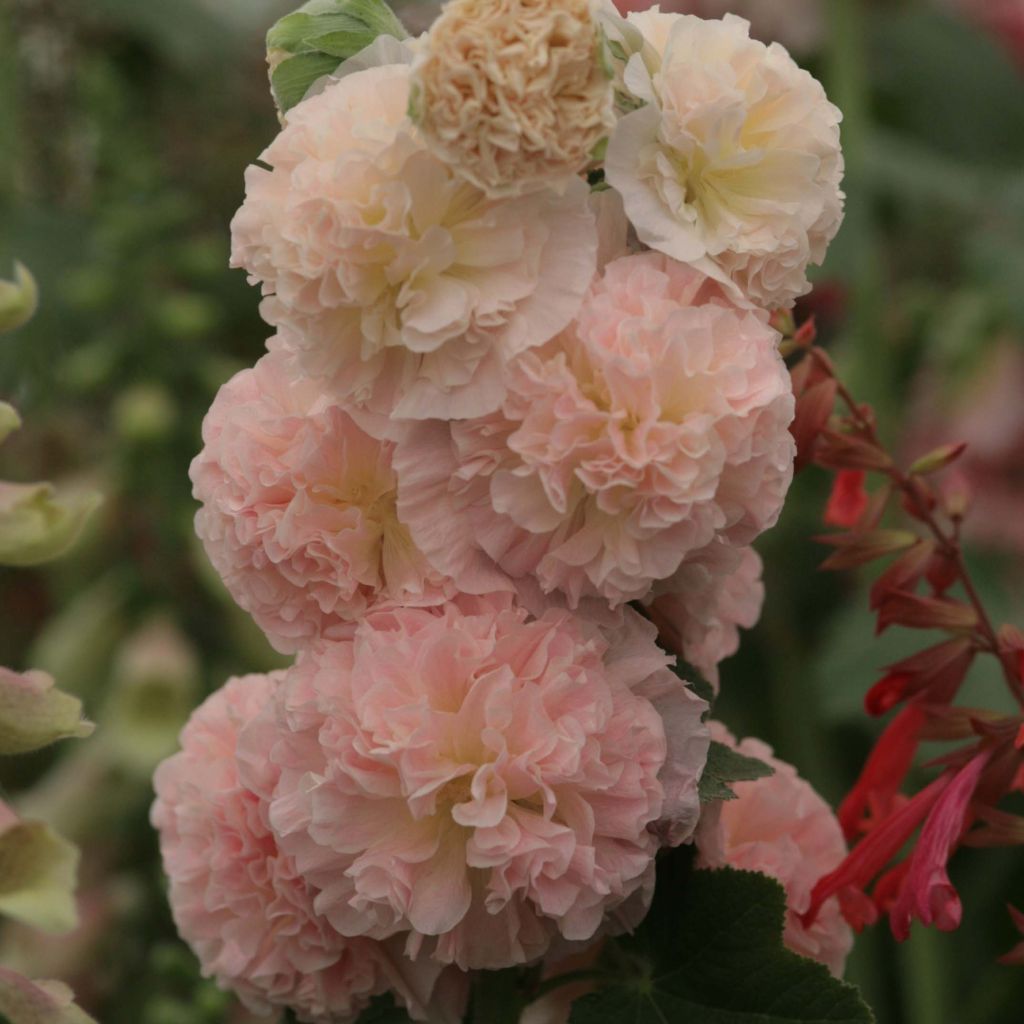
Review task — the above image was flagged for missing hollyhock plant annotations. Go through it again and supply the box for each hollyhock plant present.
[230,62,598,425]
[191,350,456,654]
[395,252,794,607]
[262,594,709,971]
[695,725,853,977]
[604,11,844,309]
[151,673,455,1023]
[411,0,614,197]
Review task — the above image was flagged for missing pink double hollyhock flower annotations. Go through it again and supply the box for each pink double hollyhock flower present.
[261,594,709,971]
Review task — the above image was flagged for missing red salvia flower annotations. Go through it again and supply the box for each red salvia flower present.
[889,750,991,940]
[804,772,952,930]
[838,704,926,839]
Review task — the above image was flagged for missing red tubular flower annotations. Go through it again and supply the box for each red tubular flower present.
[889,750,991,941]
[824,470,868,528]
[838,704,927,840]
[803,772,952,930]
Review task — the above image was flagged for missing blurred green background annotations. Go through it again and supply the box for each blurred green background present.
[0,0,1023,1021]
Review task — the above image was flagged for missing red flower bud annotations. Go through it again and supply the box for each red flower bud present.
[824,469,868,528]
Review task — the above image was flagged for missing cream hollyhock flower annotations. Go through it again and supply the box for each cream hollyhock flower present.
[695,723,854,977]
[394,253,794,608]
[412,0,614,197]
[264,595,709,971]
[605,12,844,310]
[230,63,598,426]
[191,351,457,655]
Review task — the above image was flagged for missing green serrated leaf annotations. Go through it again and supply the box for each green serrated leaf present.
[698,740,774,803]
[569,861,874,1024]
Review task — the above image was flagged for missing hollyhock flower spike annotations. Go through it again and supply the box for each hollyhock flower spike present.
[190,350,460,654]
[411,0,615,197]
[231,63,598,425]
[395,252,795,607]
[605,11,844,309]
[264,594,709,971]
[695,725,853,976]
[151,673,451,1023]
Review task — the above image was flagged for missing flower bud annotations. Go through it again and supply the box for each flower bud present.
[0,263,38,335]
[0,803,79,934]
[0,668,93,756]
[266,0,408,114]
[0,968,95,1024]
[0,482,101,568]
[909,441,968,478]
[0,403,21,446]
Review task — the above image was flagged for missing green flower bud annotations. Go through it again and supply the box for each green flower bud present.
[0,668,94,756]
[0,403,21,446]
[0,482,101,568]
[0,811,79,934]
[267,0,408,114]
[0,263,39,335]
[0,968,95,1024]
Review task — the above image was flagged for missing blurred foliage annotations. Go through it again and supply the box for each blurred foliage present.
[0,0,1022,1021]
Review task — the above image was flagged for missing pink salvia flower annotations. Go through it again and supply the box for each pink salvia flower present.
[889,750,991,941]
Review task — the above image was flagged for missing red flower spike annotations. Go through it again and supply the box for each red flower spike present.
[869,540,935,611]
[825,469,869,528]
[837,886,879,933]
[889,750,991,941]
[804,772,952,929]
[999,906,1024,966]
[839,704,927,839]
[872,860,912,917]
[875,591,979,635]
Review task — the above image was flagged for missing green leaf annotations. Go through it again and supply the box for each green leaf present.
[266,0,408,114]
[698,740,774,803]
[569,859,874,1024]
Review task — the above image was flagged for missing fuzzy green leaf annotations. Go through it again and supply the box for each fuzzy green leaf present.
[569,860,874,1024]
[698,740,775,803]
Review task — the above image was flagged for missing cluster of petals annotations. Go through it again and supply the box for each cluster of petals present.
[412,0,614,197]
[646,541,764,688]
[190,351,453,655]
[230,62,598,424]
[695,724,854,977]
[395,252,794,607]
[150,673,452,1023]
[605,11,844,309]
[263,594,709,971]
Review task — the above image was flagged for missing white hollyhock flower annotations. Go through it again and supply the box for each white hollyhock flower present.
[605,13,844,310]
